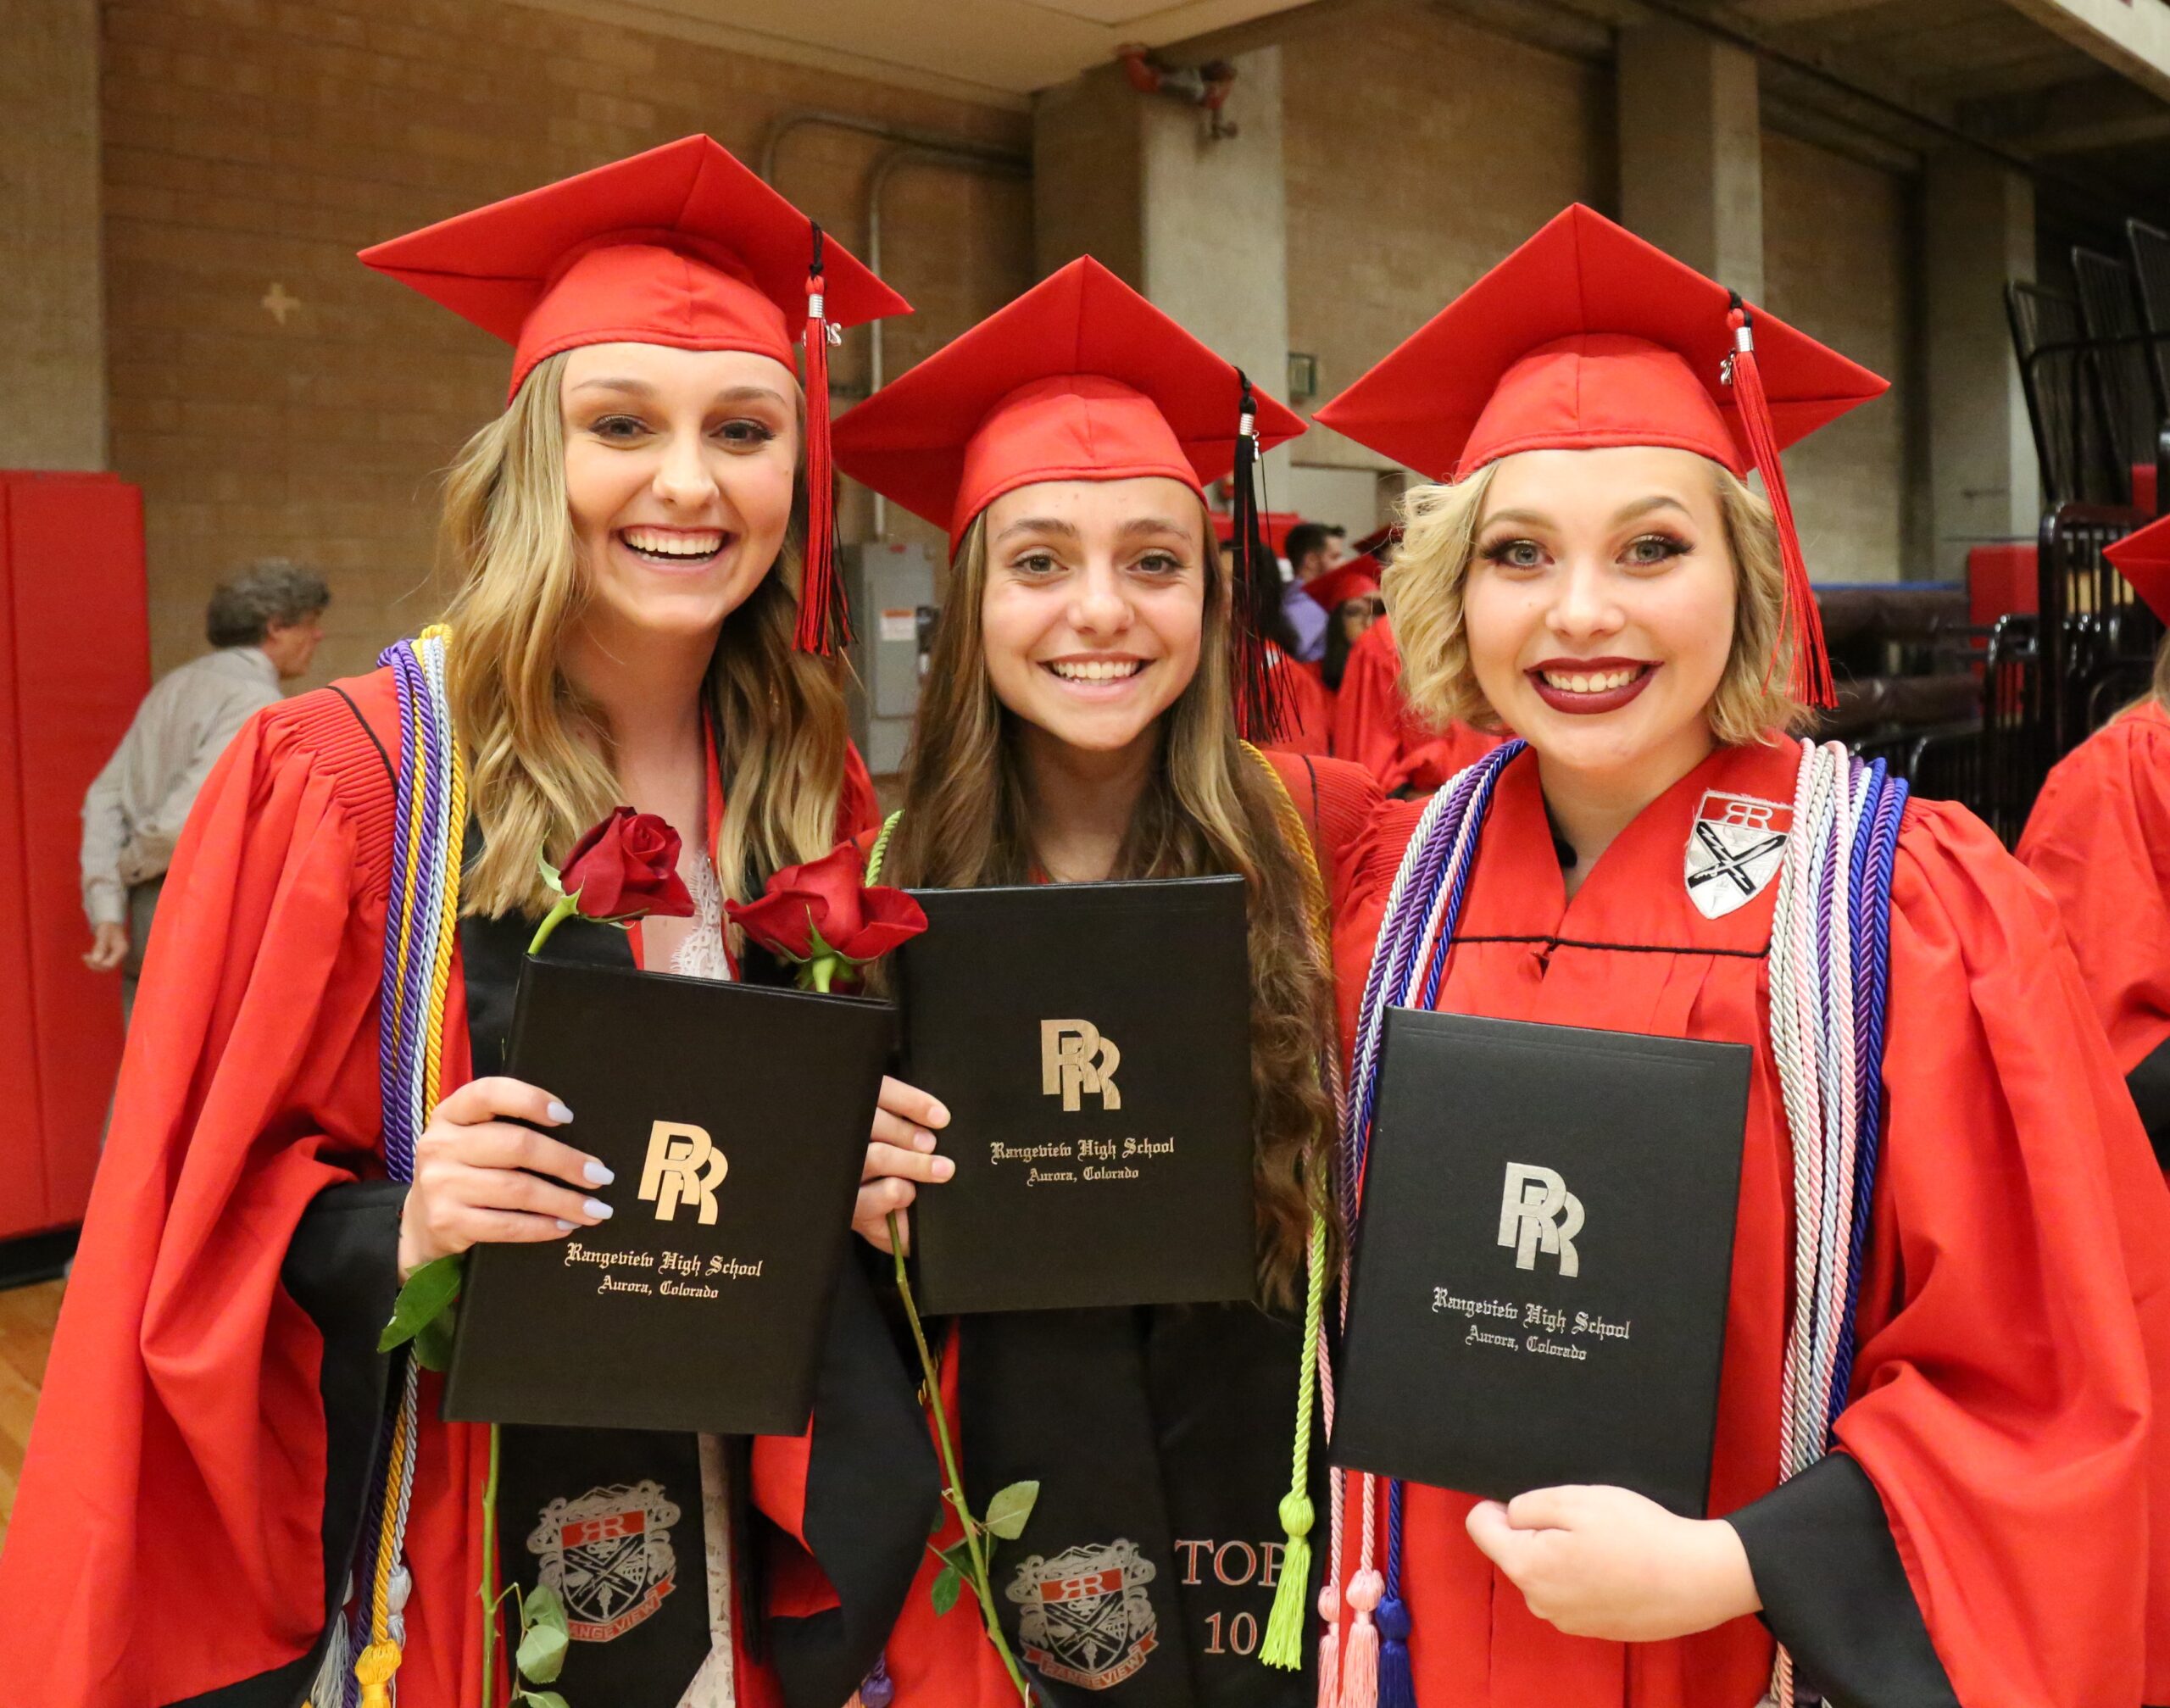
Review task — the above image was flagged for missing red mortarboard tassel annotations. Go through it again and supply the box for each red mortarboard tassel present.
[796,225,849,655]
[1725,298,1835,710]
[1231,372,1294,744]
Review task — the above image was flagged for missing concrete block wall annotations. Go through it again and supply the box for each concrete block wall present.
[1761,128,1915,584]
[100,0,1032,684]
[1280,0,1616,474]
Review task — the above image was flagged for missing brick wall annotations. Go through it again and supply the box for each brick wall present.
[1279,0,1616,471]
[102,0,1032,684]
[1761,128,1915,583]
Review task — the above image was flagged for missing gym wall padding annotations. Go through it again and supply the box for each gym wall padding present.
[0,472,148,1243]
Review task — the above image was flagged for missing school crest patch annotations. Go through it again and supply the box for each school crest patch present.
[1007,1539,1160,1690]
[1684,790,1793,919]
[527,1480,680,1643]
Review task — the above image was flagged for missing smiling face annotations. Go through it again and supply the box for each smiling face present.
[1462,444,1736,787]
[977,476,1209,758]
[559,341,800,652]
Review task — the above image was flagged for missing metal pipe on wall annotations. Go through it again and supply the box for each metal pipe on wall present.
[760,111,1031,538]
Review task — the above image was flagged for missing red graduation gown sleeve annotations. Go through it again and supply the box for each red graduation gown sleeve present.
[1828,798,2170,1708]
[0,673,487,1707]
[2017,701,2170,1072]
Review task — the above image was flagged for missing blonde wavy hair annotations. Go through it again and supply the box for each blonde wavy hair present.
[875,511,1340,1306]
[1384,457,1808,744]
[440,350,853,918]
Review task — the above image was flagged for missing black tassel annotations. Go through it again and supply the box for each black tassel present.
[1230,370,1293,744]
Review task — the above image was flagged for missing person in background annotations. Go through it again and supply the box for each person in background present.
[80,557,328,1021]
[2018,513,2170,1171]
[1280,519,1343,662]
[1312,554,1387,693]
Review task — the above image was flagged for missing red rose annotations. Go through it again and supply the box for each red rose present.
[726,845,926,971]
[560,807,695,921]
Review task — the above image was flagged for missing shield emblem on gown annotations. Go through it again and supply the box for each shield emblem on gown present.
[1684,790,1793,920]
[1008,1538,1160,1689]
[527,1480,682,1642]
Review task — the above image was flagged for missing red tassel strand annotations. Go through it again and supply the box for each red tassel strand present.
[796,225,848,655]
[1725,301,1834,709]
[1232,372,1294,743]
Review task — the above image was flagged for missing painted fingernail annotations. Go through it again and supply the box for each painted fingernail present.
[913,1128,936,1150]
[584,1198,613,1220]
[547,1100,575,1123]
[933,1157,955,1181]
[583,1160,615,1186]
[554,1218,576,1232]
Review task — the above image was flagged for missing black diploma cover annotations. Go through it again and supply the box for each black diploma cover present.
[894,876,1255,1316]
[1333,1010,1751,1517]
[442,956,893,1435]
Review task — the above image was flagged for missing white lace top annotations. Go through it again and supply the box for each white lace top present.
[668,848,736,1708]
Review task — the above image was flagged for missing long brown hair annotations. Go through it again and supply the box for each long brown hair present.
[440,350,853,920]
[878,509,1340,1305]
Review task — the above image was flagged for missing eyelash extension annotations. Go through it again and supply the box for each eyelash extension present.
[1628,531,1691,561]
[1478,538,1538,565]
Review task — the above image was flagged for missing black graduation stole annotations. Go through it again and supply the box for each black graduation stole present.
[958,1302,1323,1706]
[459,837,728,1704]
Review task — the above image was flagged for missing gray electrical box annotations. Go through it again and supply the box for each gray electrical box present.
[843,541,938,777]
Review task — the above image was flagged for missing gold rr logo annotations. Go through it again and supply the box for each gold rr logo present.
[1041,1019,1121,1111]
[637,1121,728,1223]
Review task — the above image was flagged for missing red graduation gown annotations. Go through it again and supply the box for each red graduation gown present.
[0,666,880,1708]
[2018,699,2170,1086]
[1268,651,1335,759]
[1330,738,2170,1708]
[839,751,1380,1705]
[1327,617,1501,793]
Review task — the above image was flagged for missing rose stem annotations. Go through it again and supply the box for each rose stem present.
[479,1421,501,1703]
[886,1210,1034,1705]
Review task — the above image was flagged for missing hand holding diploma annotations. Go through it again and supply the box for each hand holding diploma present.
[1466,1484,1761,1642]
[396,1076,615,1279]
[854,1076,953,1252]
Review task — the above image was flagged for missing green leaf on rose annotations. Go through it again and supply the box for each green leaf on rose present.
[525,1581,569,1633]
[410,1305,456,1371]
[379,1254,464,1353]
[536,850,565,896]
[931,1560,964,1616]
[516,1616,568,1684]
[515,1692,570,1708]
[984,1480,1039,1541]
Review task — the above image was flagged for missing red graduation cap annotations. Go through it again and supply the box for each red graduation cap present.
[1313,204,1888,709]
[2106,514,2170,624]
[1305,559,1383,614]
[832,257,1308,737]
[359,135,911,654]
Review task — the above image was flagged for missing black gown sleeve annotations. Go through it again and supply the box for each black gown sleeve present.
[2127,1036,2170,1169]
[1725,1452,1959,1708]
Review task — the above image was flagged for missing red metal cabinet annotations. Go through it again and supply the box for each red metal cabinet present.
[0,471,148,1243]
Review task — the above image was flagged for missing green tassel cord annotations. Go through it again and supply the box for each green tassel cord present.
[1242,744,1338,1674]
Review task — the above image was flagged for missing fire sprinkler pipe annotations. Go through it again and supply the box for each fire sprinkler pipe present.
[760,111,1031,536]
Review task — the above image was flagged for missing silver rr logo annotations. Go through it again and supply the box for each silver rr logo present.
[1497,1160,1583,1277]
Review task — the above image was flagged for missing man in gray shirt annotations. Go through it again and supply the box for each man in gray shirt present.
[81,559,330,1022]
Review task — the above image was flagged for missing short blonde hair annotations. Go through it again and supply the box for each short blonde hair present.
[1383,457,1808,745]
